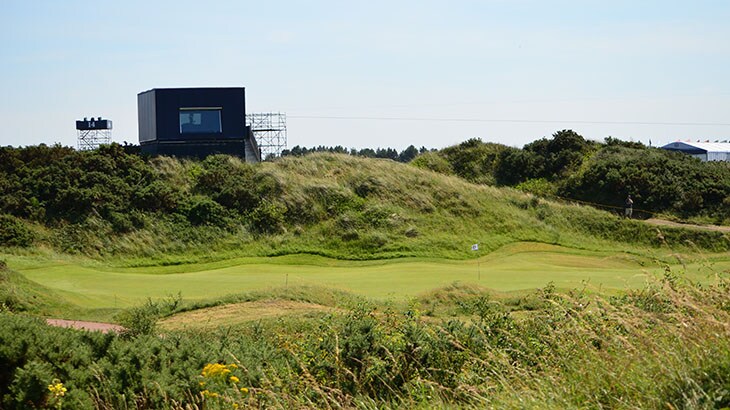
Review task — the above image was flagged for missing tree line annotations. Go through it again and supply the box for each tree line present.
[412,130,730,223]
[280,144,431,163]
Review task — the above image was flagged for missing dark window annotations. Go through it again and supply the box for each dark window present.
[179,108,222,134]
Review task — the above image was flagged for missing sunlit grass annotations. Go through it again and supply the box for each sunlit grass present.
[6,242,729,314]
[159,300,336,331]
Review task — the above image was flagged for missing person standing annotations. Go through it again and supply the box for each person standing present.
[624,195,634,218]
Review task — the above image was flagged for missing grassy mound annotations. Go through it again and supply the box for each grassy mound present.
[0,261,73,315]
[3,148,728,264]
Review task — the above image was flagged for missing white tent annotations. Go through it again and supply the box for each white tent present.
[660,141,730,162]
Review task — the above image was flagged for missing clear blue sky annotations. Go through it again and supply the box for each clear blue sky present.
[2,0,729,150]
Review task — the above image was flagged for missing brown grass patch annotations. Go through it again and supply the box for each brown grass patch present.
[160,300,334,330]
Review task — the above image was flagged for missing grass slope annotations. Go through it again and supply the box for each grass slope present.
[9,153,724,264]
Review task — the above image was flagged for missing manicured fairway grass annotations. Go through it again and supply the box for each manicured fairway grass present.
[7,242,728,310]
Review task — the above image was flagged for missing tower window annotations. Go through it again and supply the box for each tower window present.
[179,108,222,134]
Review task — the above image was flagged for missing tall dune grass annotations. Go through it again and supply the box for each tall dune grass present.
[94,153,728,266]
[4,152,727,265]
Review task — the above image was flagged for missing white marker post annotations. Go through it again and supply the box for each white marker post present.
[471,243,480,281]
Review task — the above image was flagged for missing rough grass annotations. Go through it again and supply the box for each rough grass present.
[5,271,728,409]
[11,152,724,266]
[2,241,730,408]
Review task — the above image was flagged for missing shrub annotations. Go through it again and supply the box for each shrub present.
[352,176,385,198]
[438,138,507,184]
[248,200,287,234]
[514,178,557,197]
[132,180,182,212]
[7,360,54,409]
[494,147,544,185]
[410,152,454,175]
[179,195,229,227]
[116,302,159,339]
[0,215,34,247]
[559,145,730,218]
[303,184,362,217]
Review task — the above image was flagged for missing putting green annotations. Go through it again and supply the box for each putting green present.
[7,243,728,308]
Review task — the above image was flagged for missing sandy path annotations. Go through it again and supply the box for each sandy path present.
[46,319,125,333]
[644,218,730,233]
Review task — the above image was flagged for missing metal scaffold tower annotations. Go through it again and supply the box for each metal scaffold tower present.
[76,117,112,151]
[78,128,111,150]
[246,112,287,159]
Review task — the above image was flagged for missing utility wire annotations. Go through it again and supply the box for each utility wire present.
[289,115,730,127]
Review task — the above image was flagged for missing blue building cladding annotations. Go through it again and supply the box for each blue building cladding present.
[137,87,259,161]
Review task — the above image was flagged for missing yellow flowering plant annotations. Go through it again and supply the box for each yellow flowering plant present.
[198,362,250,407]
[47,379,67,409]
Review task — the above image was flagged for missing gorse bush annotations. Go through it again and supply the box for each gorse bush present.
[436,138,507,185]
[419,131,730,222]
[0,215,34,247]
[1,275,730,409]
[560,145,730,219]
[116,293,183,338]
[0,144,155,223]
[248,199,287,234]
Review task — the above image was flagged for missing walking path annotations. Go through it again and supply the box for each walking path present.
[644,218,730,233]
[46,319,124,333]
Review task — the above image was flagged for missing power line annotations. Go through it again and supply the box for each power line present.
[294,92,730,111]
[288,115,730,127]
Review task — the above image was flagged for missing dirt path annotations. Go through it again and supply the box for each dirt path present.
[46,319,124,333]
[644,218,730,233]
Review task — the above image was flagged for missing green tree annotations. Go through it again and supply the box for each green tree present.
[523,129,597,179]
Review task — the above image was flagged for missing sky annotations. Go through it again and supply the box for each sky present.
[1,0,730,151]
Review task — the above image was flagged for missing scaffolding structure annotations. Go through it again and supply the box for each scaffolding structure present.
[77,129,112,150]
[76,117,112,151]
[246,112,287,159]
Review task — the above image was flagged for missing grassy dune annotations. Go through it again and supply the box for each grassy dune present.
[7,153,725,265]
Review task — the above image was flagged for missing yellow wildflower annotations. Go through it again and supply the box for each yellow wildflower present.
[48,380,67,398]
[229,376,240,384]
[201,363,231,378]
[240,387,249,394]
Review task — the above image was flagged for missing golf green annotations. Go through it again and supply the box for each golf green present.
[8,243,727,308]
